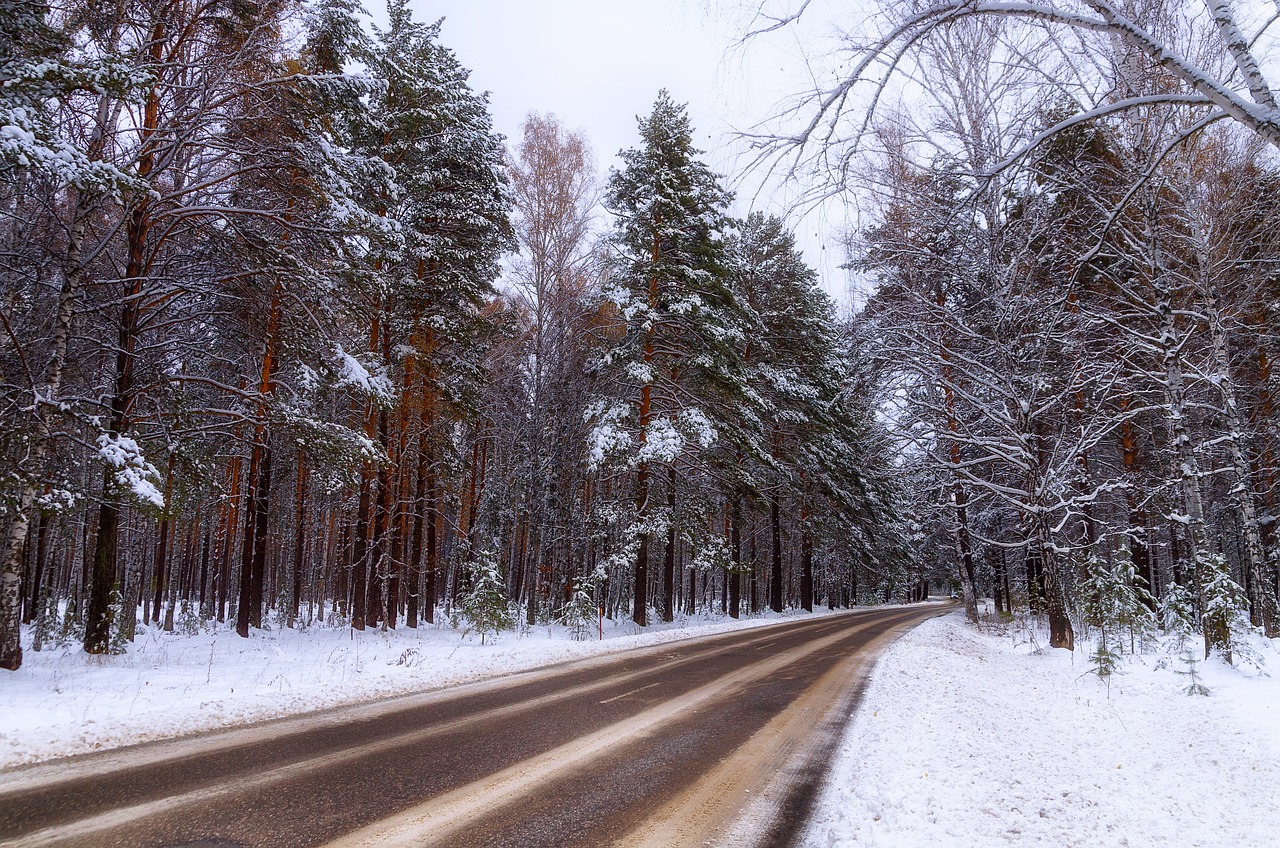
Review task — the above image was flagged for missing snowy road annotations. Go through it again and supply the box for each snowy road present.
[0,605,947,848]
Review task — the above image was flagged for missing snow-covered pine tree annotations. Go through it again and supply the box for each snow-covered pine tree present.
[210,0,395,638]
[728,211,890,613]
[347,1,513,630]
[453,548,511,644]
[557,572,602,641]
[1200,553,1253,666]
[1081,549,1155,666]
[1160,581,1211,695]
[588,90,741,626]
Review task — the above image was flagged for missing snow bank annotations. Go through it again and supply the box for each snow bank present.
[1,609,817,770]
[806,610,1280,847]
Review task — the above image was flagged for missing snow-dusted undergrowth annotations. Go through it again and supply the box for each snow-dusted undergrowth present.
[1,609,815,770]
[807,608,1280,847]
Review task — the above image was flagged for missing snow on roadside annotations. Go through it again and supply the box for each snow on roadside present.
[1,610,818,770]
[806,610,1280,848]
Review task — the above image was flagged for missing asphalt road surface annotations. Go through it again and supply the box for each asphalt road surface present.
[0,604,948,848]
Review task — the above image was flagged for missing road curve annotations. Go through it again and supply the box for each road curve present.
[0,604,948,848]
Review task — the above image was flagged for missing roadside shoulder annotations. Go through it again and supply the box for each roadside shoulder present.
[805,610,1280,848]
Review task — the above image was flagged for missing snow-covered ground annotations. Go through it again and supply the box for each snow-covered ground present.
[1,609,812,770]
[807,608,1280,848]
[14,601,1276,848]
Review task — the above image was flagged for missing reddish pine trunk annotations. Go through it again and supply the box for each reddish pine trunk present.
[769,493,783,613]
[424,463,438,625]
[662,467,676,622]
[728,498,741,620]
[800,504,814,613]
[290,456,308,627]
[407,445,427,630]
[350,474,371,630]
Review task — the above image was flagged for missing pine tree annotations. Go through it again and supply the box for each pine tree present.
[728,212,889,613]
[213,0,393,639]
[557,573,602,641]
[589,90,740,626]
[340,2,512,631]
[1200,553,1253,665]
[454,549,511,644]
[1081,550,1155,681]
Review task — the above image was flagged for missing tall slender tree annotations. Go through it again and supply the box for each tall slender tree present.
[589,90,739,626]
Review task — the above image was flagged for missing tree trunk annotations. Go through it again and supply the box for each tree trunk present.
[424,464,438,625]
[153,516,172,629]
[22,513,47,626]
[151,455,176,625]
[290,455,308,628]
[951,484,980,623]
[634,530,649,627]
[769,493,783,613]
[198,527,211,616]
[236,431,265,638]
[729,498,741,619]
[1036,519,1074,650]
[84,498,120,655]
[800,510,814,613]
[350,474,371,631]
[632,453,650,626]
[407,439,428,630]
[662,467,676,622]
[367,410,391,630]
[1206,297,1278,635]
[248,442,273,631]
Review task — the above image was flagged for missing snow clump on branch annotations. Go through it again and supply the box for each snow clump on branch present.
[96,434,164,510]
[333,345,395,402]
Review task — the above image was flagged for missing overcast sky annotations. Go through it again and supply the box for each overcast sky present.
[392,0,859,305]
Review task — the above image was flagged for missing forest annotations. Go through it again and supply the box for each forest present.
[0,0,897,672]
[5,0,1280,678]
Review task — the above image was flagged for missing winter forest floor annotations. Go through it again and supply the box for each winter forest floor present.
[805,605,1280,848]
[0,607,818,770]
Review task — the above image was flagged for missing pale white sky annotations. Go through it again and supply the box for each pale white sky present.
[386,0,860,305]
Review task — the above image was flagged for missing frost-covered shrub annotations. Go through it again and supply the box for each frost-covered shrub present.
[177,600,203,636]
